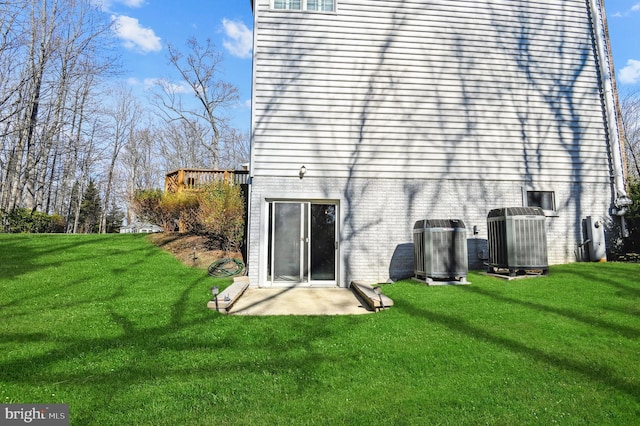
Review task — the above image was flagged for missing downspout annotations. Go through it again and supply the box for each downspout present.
[589,0,632,214]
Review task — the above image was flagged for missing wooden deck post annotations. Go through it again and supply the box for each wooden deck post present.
[177,169,186,192]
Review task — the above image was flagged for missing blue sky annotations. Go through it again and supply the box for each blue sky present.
[99,0,640,131]
[96,0,255,130]
[607,1,640,89]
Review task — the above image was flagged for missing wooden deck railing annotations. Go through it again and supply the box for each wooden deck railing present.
[165,169,249,193]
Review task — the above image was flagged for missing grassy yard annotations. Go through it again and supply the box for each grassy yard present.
[1,234,639,425]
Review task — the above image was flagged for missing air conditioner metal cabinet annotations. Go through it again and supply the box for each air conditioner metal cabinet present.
[487,207,549,276]
[413,219,468,282]
[585,215,607,262]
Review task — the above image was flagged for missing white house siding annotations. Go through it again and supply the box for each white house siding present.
[248,0,619,286]
[247,176,612,286]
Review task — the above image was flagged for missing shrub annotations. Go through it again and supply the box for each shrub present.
[132,189,199,233]
[131,182,245,248]
[197,181,245,252]
[131,189,164,225]
[160,191,199,233]
[625,180,640,252]
[1,208,65,233]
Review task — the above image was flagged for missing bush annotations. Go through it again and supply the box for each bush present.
[160,191,199,233]
[625,180,640,252]
[132,189,199,233]
[131,182,245,250]
[131,189,164,226]
[197,181,245,252]
[1,208,65,233]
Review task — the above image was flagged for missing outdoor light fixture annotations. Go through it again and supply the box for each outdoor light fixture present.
[210,286,219,311]
[299,165,307,179]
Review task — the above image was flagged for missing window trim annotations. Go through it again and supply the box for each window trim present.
[523,188,558,216]
[271,0,336,13]
[272,0,301,11]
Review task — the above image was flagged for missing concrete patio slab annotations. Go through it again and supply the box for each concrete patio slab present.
[228,287,375,316]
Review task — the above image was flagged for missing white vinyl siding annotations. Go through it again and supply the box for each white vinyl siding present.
[252,0,610,184]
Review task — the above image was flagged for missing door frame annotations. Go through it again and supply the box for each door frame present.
[260,197,341,288]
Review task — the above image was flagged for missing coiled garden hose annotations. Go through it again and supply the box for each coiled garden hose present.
[208,257,245,277]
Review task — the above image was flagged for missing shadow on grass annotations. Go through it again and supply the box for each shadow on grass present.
[400,301,640,400]
[0,275,213,380]
[0,233,357,417]
[568,265,640,299]
[0,234,170,310]
[0,273,354,401]
[458,285,640,339]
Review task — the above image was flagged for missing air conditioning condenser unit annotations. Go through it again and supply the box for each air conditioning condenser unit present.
[413,219,468,284]
[487,207,548,276]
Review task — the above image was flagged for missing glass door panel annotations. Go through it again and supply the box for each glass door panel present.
[271,202,302,282]
[310,204,336,281]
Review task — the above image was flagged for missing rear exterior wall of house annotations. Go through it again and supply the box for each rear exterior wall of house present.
[247,0,623,286]
[246,176,613,286]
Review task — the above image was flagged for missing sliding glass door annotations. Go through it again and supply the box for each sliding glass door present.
[267,201,337,286]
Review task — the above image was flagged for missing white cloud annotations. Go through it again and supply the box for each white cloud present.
[120,0,145,6]
[222,19,253,59]
[619,59,640,84]
[144,78,191,94]
[233,98,252,110]
[93,0,145,10]
[112,15,161,53]
[610,3,640,17]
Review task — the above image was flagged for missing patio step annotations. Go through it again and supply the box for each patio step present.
[350,281,393,312]
[208,277,250,314]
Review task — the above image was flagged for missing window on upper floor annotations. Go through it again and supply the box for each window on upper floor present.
[273,0,334,12]
[307,0,334,11]
[274,0,301,10]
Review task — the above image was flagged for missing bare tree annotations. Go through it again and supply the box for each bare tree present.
[2,0,61,212]
[100,84,139,233]
[157,119,211,171]
[151,38,239,169]
[219,128,250,169]
[120,126,164,224]
[62,72,102,231]
[37,0,115,214]
[620,90,640,181]
[0,0,115,219]
[0,1,29,126]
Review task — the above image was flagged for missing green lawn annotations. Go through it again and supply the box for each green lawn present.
[1,234,639,425]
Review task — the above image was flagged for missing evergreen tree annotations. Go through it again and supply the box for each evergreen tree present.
[78,180,102,233]
[105,202,125,233]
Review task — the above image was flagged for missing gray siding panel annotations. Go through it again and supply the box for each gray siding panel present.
[252,0,610,184]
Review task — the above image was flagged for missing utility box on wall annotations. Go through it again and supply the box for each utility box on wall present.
[487,207,549,276]
[413,219,468,284]
[585,216,607,262]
